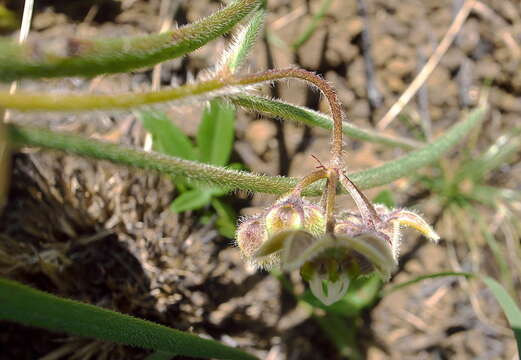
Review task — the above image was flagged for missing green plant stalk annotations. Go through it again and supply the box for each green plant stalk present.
[232,95,421,149]
[7,105,486,195]
[0,68,339,116]
[1,67,346,169]
[0,278,257,360]
[0,0,262,82]
[292,0,333,50]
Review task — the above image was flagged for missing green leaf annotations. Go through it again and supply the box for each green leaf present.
[171,189,212,213]
[0,0,262,82]
[232,95,420,149]
[197,100,236,166]
[0,277,257,360]
[314,314,362,360]
[291,0,333,50]
[223,8,265,72]
[350,106,487,189]
[144,351,176,360]
[7,105,487,195]
[382,271,473,296]
[211,198,238,239]
[482,276,521,357]
[138,110,197,161]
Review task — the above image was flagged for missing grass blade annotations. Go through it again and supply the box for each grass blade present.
[232,95,421,149]
[292,0,333,50]
[382,271,473,296]
[0,0,262,81]
[0,277,257,360]
[482,276,521,357]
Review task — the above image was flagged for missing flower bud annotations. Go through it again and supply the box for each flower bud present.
[235,216,267,259]
[303,204,326,235]
[265,196,305,236]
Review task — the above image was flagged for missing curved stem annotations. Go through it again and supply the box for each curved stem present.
[241,68,344,162]
[291,169,327,196]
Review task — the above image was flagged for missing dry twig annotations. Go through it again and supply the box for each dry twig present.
[377,0,476,130]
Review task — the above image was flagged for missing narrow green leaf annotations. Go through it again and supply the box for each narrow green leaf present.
[223,8,265,72]
[144,351,176,360]
[171,189,212,213]
[0,0,262,81]
[482,276,521,357]
[197,100,236,166]
[382,271,473,296]
[211,198,238,239]
[232,95,421,149]
[351,107,487,189]
[7,106,487,195]
[138,110,197,161]
[292,0,333,50]
[457,127,521,184]
[0,278,257,360]
[314,314,362,360]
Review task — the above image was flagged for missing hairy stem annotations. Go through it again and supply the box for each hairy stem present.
[325,168,339,233]
[291,169,327,196]
[0,0,263,81]
[6,107,486,196]
[231,95,421,149]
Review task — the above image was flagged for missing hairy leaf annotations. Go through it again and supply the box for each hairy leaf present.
[232,95,421,149]
[7,106,486,195]
[0,0,262,81]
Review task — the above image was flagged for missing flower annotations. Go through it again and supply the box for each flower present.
[250,203,439,305]
[235,178,440,306]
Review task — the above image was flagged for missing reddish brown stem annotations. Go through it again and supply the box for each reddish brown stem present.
[235,68,344,163]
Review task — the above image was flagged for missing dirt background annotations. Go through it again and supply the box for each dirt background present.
[0,0,520,359]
